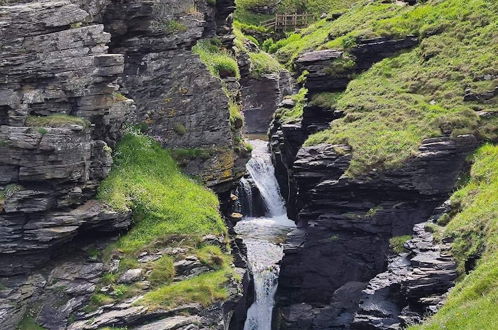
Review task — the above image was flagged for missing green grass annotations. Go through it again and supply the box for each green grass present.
[310,92,343,109]
[139,268,232,310]
[275,87,308,123]
[196,245,232,270]
[410,144,498,330]
[193,39,240,79]
[25,114,89,128]
[389,235,411,254]
[149,256,175,286]
[273,0,406,63]
[17,315,45,330]
[303,0,498,176]
[248,52,284,77]
[97,131,227,256]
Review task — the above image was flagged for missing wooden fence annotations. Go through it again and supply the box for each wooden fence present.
[262,14,315,31]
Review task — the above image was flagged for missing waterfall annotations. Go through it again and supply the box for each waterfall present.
[245,141,287,217]
[235,140,295,330]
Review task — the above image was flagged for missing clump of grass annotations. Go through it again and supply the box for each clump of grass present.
[17,314,45,330]
[84,293,114,313]
[410,144,498,329]
[310,92,343,109]
[173,122,187,136]
[169,148,214,163]
[196,245,232,270]
[25,114,89,128]
[229,101,244,129]
[248,52,284,77]
[193,39,240,79]
[149,256,175,286]
[139,269,232,310]
[275,87,308,123]
[97,131,227,256]
[389,235,412,254]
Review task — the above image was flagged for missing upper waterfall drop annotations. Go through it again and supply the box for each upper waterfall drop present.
[235,139,295,330]
[245,140,288,218]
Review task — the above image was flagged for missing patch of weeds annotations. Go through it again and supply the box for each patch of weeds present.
[26,114,90,128]
[389,235,411,254]
[193,39,240,79]
[196,245,231,270]
[17,314,45,330]
[275,87,308,123]
[149,256,175,286]
[310,92,343,109]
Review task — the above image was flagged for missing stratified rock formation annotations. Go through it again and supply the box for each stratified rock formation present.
[0,0,249,329]
[275,136,476,329]
[0,0,132,275]
[352,203,457,329]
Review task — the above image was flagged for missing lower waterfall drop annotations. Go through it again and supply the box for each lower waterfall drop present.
[235,140,295,330]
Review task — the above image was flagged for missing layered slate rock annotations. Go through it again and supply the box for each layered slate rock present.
[241,71,294,134]
[0,0,131,275]
[269,37,418,211]
[103,0,247,192]
[275,136,477,329]
[352,203,457,329]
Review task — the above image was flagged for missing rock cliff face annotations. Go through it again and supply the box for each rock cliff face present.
[268,36,479,329]
[275,136,476,329]
[0,0,249,328]
[269,37,418,214]
[103,0,246,192]
[0,0,132,275]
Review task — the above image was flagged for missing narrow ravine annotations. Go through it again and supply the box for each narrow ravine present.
[235,140,295,330]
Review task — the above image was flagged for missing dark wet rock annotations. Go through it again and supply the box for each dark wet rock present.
[241,72,294,134]
[275,135,477,329]
[352,203,457,329]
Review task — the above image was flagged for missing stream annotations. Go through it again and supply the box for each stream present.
[235,140,296,330]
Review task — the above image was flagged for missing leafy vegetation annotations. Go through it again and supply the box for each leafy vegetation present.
[25,114,89,128]
[302,0,497,176]
[17,314,45,330]
[149,256,175,286]
[411,144,498,329]
[310,92,343,109]
[139,268,232,310]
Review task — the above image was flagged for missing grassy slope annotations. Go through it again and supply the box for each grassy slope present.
[411,145,498,329]
[93,132,236,310]
[279,0,498,176]
[97,131,227,254]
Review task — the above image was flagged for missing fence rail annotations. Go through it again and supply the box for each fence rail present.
[262,14,314,31]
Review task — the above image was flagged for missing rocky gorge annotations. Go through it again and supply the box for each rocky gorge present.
[1,0,497,329]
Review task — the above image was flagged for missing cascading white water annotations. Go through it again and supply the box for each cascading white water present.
[235,140,295,330]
